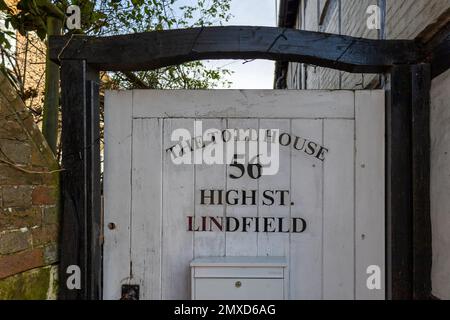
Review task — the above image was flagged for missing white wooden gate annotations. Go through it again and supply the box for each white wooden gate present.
[103,90,385,300]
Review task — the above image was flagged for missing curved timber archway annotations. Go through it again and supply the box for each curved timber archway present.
[50,26,421,73]
[49,25,449,300]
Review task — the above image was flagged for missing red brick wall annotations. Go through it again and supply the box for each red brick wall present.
[0,73,59,299]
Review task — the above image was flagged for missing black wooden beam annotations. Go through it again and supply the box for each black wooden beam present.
[386,65,413,300]
[386,64,433,300]
[420,20,450,79]
[411,64,432,299]
[428,33,450,79]
[49,26,421,73]
[59,60,101,300]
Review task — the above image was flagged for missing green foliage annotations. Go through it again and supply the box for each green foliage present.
[0,0,234,90]
[111,61,232,90]
[0,0,65,40]
[0,29,14,49]
[85,0,234,89]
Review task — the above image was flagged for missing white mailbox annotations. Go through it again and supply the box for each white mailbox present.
[190,257,287,300]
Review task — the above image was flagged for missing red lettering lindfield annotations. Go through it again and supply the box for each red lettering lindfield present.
[186,216,306,233]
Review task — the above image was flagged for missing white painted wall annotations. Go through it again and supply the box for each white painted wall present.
[430,69,450,300]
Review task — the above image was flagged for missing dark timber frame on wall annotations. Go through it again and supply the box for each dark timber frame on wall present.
[49,25,450,300]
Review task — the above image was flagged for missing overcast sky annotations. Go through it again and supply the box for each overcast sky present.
[203,0,278,89]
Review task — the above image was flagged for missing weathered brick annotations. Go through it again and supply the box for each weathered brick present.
[0,207,41,230]
[0,73,60,287]
[2,185,33,208]
[31,149,50,168]
[0,164,43,185]
[0,79,17,103]
[0,265,53,299]
[0,248,44,279]
[30,139,57,167]
[0,140,32,165]
[42,206,58,225]
[0,120,27,140]
[0,229,31,254]
[32,186,57,205]
[40,170,60,186]
[43,243,58,265]
[20,114,46,147]
[31,224,58,246]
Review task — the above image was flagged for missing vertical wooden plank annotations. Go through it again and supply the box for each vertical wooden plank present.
[194,119,226,258]
[429,68,450,300]
[59,60,100,299]
[411,64,432,300]
[103,90,133,300]
[59,60,85,300]
[162,118,195,299]
[225,119,259,256]
[85,80,102,300]
[257,119,291,258]
[355,90,386,300]
[290,119,323,300]
[323,119,354,300]
[386,65,413,300]
[131,118,163,299]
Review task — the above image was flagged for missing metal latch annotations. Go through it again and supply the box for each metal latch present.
[120,285,139,300]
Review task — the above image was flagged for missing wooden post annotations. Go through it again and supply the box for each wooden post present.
[386,64,433,300]
[411,63,432,299]
[59,60,101,299]
[85,79,102,299]
[42,16,62,154]
[386,65,413,300]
